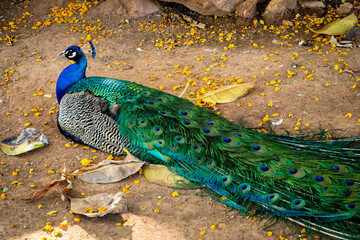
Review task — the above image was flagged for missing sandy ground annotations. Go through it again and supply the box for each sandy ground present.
[1,0,360,239]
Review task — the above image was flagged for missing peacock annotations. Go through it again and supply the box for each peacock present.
[56,43,360,239]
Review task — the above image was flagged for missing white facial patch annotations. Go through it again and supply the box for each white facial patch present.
[67,51,77,59]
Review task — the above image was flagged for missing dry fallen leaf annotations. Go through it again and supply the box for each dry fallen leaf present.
[310,13,358,35]
[191,22,206,29]
[75,155,144,184]
[70,192,127,217]
[199,82,255,103]
[24,161,71,201]
[143,164,199,189]
[180,13,206,29]
[1,128,48,156]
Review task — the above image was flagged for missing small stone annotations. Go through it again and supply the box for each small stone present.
[262,0,298,26]
[301,1,325,9]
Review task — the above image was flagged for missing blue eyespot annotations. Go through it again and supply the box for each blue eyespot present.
[203,129,211,133]
[206,121,215,125]
[294,200,302,205]
[241,185,248,190]
[289,168,298,175]
[223,137,232,143]
[331,166,340,171]
[348,204,356,209]
[193,145,199,150]
[184,121,191,125]
[155,127,161,132]
[315,176,324,182]
[180,111,188,116]
[160,111,166,114]
[273,157,280,162]
[148,101,154,104]
[156,98,163,101]
[260,165,269,172]
[252,145,261,151]
[345,180,354,186]
[269,194,275,199]
[222,177,228,182]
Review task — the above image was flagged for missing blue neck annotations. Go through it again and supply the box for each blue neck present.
[56,53,87,103]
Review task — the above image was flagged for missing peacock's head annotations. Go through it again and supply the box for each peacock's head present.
[58,42,96,62]
[58,46,84,62]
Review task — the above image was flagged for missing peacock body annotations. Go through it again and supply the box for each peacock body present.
[56,44,360,239]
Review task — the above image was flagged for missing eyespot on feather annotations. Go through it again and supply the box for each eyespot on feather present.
[291,199,306,209]
[288,168,306,178]
[221,176,233,186]
[182,120,198,128]
[170,142,179,151]
[153,126,163,135]
[345,203,359,210]
[175,136,185,144]
[127,120,136,129]
[192,145,202,153]
[153,139,165,147]
[267,193,281,204]
[314,175,332,186]
[331,165,349,174]
[195,155,205,164]
[206,159,216,169]
[258,164,275,175]
[239,183,251,194]
[138,119,148,127]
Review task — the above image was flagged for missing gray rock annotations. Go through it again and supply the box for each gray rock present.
[161,0,243,15]
[95,0,161,18]
[122,0,161,17]
[235,0,259,26]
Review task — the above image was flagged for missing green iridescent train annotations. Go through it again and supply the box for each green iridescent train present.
[56,43,360,239]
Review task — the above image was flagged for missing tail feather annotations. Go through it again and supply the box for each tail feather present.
[62,76,360,239]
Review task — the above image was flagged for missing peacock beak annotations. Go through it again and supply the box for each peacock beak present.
[58,51,66,57]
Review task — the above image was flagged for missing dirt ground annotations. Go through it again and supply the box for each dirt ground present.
[1,0,360,240]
